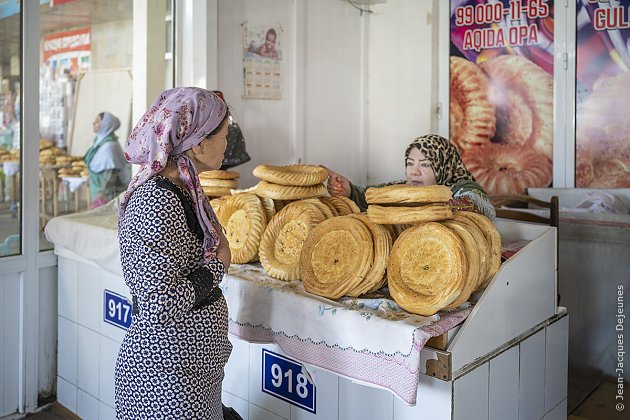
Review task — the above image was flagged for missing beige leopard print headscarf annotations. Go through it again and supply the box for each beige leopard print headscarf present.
[404,134,475,187]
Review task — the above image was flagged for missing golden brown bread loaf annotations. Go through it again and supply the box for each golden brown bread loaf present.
[387,222,466,316]
[300,216,374,299]
[216,193,267,264]
[253,164,328,186]
[365,184,452,204]
[258,200,326,281]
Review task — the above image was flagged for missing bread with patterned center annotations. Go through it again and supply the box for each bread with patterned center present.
[258,200,326,281]
[216,193,267,264]
[387,222,466,316]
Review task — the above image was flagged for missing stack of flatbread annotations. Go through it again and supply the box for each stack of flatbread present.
[300,214,392,299]
[365,184,454,224]
[199,170,240,197]
[39,142,65,165]
[0,148,19,163]
[387,211,501,316]
[252,164,328,200]
[58,157,88,177]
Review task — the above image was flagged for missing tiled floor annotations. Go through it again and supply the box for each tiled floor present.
[16,379,628,420]
[568,380,626,420]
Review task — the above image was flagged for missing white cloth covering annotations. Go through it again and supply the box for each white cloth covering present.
[61,176,87,193]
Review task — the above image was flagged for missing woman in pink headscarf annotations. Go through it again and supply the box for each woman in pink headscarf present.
[115,87,233,419]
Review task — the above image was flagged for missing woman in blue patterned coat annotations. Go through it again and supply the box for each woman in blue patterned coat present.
[115,87,232,419]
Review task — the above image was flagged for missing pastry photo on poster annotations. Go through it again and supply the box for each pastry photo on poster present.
[449,0,554,195]
[242,22,283,100]
[575,0,630,188]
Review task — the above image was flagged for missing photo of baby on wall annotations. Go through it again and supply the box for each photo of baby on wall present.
[243,22,283,100]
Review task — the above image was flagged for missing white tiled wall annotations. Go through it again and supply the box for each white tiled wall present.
[520,330,546,420]
[56,376,77,413]
[545,316,569,414]
[77,326,99,397]
[489,346,519,420]
[57,256,128,419]
[453,362,489,420]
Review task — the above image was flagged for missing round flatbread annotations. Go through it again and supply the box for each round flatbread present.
[451,213,490,289]
[367,204,452,224]
[441,220,480,310]
[253,164,328,186]
[256,180,327,200]
[366,184,452,204]
[346,213,392,295]
[388,222,466,316]
[259,201,326,281]
[300,216,374,299]
[258,196,276,224]
[456,211,501,289]
[199,178,239,189]
[216,193,267,264]
[202,186,233,197]
[320,196,360,215]
[199,170,240,180]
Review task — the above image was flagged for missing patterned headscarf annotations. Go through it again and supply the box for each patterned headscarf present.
[119,87,228,262]
[404,134,475,187]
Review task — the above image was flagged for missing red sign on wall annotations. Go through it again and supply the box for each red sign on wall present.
[42,27,91,62]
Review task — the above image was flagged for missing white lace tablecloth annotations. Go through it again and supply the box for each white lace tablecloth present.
[222,264,472,405]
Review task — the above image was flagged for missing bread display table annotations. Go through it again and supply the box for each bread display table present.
[45,202,567,420]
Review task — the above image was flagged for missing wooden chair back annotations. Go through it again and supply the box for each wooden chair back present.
[490,194,559,228]
[490,193,560,305]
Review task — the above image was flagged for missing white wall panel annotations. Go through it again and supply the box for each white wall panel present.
[290,366,338,420]
[77,263,103,333]
[489,346,519,420]
[519,330,546,420]
[58,257,78,322]
[38,266,58,401]
[338,376,393,420]
[77,326,100,398]
[301,0,364,184]
[218,0,295,189]
[224,334,251,400]
[394,374,452,419]
[1,272,20,417]
[77,388,99,420]
[98,335,120,408]
[222,392,249,420]
[57,376,78,414]
[545,316,568,413]
[215,0,439,190]
[367,0,437,185]
[453,362,489,420]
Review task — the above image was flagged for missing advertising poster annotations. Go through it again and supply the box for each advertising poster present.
[42,27,91,76]
[242,22,283,100]
[450,0,554,194]
[575,0,630,188]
